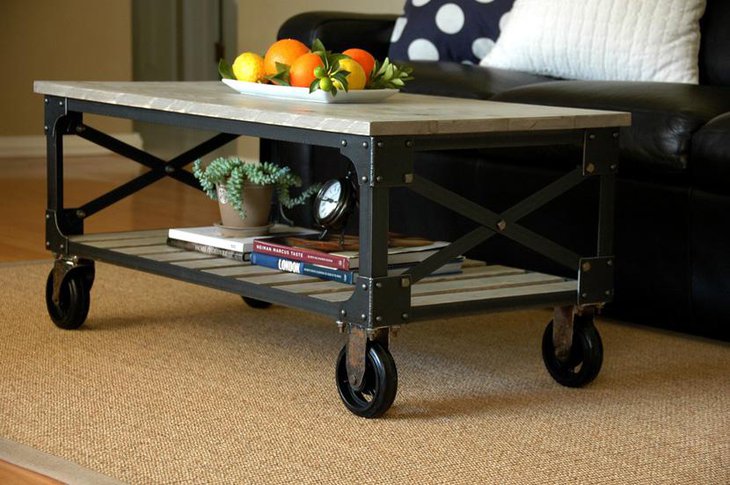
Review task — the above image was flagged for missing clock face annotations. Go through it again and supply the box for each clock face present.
[317,180,342,219]
[313,177,355,230]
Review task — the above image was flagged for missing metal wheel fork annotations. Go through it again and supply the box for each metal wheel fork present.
[346,326,389,391]
[552,305,598,362]
[552,305,576,363]
[51,256,95,306]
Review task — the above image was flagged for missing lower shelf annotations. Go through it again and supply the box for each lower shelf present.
[67,229,578,320]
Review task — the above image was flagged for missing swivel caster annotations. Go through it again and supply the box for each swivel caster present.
[241,296,272,309]
[45,268,92,330]
[335,342,398,418]
[542,314,603,387]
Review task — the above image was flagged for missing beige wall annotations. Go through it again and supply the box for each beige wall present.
[0,0,133,137]
[236,0,403,55]
[0,0,402,146]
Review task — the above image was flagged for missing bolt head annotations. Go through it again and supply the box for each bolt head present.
[362,141,368,148]
[377,141,384,148]
[341,140,347,146]
[360,314,367,321]
[376,175,384,183]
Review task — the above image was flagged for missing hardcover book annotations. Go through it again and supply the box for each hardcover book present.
[252,233,450,270]
[250,252,464,284]
[166,224,318,257]
[166,238,249,261]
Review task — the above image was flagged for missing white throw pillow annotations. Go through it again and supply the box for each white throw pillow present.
[480,0,706,84]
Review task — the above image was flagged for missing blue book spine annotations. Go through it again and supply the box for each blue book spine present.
[251,252,354,284]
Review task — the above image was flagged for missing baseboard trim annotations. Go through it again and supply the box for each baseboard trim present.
[0,133,143,158]
[0,437,124,485]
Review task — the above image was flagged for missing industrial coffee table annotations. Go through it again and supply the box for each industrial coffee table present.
[35,81,629,418]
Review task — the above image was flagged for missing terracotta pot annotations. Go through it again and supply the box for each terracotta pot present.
[216,183,273,228]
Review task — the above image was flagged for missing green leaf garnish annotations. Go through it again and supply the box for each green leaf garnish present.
[218,58,235,80]
[265,62,291,86]
[368,57,414,89]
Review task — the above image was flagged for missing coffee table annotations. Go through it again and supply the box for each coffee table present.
[34,81,630,418]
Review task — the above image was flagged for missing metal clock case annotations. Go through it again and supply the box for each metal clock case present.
[312,175,357,231]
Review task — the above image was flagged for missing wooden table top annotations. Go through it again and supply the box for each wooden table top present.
[35,80,630,137]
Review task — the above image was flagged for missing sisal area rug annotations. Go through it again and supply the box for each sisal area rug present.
[1,260,728,484]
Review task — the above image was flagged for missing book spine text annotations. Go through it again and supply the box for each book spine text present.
[250,252,353,284]
[252,241,349,270]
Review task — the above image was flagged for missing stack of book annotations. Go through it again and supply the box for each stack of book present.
[250,233,463,284]
[166,225,319,261]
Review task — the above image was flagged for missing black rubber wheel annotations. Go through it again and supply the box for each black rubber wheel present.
[542,315,603,387]
[241,296,272,309]
[45,269,91,330]
[335,342,398,418]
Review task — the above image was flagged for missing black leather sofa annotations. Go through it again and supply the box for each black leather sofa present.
[263,1,730,341]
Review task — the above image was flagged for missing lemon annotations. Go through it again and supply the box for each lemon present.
[333,58,366,91]
[232,52,266,83]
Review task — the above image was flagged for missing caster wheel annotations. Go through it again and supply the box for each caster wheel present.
[45,269,91,330]
[542,315,603,388]
[241,296,272,309]
[335,342,397,418]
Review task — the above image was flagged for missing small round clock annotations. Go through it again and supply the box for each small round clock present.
[312,170,359,243]
[313,177,355,230]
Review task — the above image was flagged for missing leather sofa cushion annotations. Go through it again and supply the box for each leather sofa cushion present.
[691,112,730,194]
[401,61,555,100]
[493,81,730,173]
[699,0,730,86]
[277,12,398,60]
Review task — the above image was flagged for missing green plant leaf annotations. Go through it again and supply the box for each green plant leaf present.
[367,58,414,89]
[266,62,291,86]
[332,71,350,92]
[311,38,326,54]
[218,59,235,80]
[192,157,320,217]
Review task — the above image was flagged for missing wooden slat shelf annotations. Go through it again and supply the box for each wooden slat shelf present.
[70,231,577,310]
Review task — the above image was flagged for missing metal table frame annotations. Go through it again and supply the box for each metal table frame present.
[43,92,620,416]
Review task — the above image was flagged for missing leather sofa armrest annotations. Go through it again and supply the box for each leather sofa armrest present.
[400,62,556,100]
[493,81,730,173]
[278,11,398,60]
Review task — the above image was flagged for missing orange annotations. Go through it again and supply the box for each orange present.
[342,48,376,79]
[263,38,310,76]
[289,52,325,88]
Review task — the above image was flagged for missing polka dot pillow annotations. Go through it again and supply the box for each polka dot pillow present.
[388,0,516,64]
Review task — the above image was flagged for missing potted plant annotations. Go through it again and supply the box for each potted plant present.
[192,156,319,229]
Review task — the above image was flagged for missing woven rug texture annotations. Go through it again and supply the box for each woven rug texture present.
[0,261,728,484]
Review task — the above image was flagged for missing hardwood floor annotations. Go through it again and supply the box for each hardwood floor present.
[0,460,63,485]
[0,154,221,482]
[0,155,220,262]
